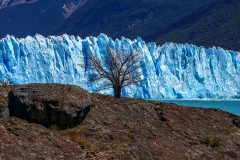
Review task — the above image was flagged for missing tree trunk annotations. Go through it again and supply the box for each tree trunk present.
[113,85,122,98]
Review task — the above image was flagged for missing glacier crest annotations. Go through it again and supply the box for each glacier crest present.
[0,33,239,99]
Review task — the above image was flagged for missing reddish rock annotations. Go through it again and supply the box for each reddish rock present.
[1,84,240,159]
[69,94,240,159]
[0,117,84,160]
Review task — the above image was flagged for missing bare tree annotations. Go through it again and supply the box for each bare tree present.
[85,45,144,98]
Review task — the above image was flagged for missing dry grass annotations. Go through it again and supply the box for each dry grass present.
[222,127,238,135]
[59,128,91,149]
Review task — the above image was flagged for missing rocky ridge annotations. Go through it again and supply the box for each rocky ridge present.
[0,0,87,15]
[0,84,240,159]
[72,94,240,159]
[63,0,88,18]
[0,0,37,10]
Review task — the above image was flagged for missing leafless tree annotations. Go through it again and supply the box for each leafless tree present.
[85,45,144,98]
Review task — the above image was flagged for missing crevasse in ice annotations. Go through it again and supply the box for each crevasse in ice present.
[0,33,239,99]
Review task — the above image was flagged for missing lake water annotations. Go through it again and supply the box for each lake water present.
[159,100,240,116]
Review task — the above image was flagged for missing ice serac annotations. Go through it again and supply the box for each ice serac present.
[0,34,239,99]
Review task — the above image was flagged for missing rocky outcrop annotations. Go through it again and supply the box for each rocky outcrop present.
[1,84,239,159]
[62,0,88,18]
[0,0,37,10]
[0,117,84,159]
[8,84,91,128]
[70,94,240,159]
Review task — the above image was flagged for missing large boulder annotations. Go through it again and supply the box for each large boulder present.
[8,84,92,128]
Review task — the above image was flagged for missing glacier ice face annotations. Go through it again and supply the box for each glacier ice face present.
[0,33,239,99]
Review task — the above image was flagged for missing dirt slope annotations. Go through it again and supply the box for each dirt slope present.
[0,84,239,159]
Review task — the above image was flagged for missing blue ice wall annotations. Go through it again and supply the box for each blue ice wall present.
[0,33,239,99]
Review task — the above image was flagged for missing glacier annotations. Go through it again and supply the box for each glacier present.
[0,33,239,99]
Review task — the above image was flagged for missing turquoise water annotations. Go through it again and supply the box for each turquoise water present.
[159,100,240,116]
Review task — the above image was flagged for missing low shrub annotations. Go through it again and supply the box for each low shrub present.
[222,127,238,135]
[90,103,96,107]
[210,137,221,148]
[203,136,221,148]
[0,103,6,108]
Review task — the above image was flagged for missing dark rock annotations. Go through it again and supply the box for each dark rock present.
[155,105,168,122]
[0,108,9,118]
[8,84,91,128]
[233,117,240,127]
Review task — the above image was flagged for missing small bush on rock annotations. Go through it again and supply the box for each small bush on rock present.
[203,136,221,148]
[210,137,221,148]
